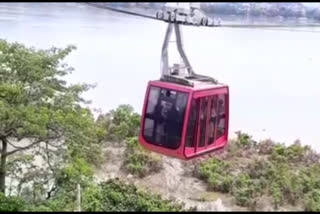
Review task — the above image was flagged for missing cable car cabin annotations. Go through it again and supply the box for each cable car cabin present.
[139,79,229,160]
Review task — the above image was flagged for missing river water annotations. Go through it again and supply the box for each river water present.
[1,3,320,150]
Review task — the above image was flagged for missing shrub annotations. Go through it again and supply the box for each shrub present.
[198,158,232,193]
[96,105,140,143]
[286,140,308,163]
[195,132,320,211]
[270,140,313,165]
[83,179,185,212]
[122,137,163,178]
[270,144,287,162]
[246,158,270,180]
[270,183,283,210]
[226,139,242,157]
[299,164,320,194]
[266,162,303,207]
[304,189,320,212]
[0,193,25,212]
[82,185,103,212]
[232,173,254,206]
[235,131,256,149]
[256,139,275,155]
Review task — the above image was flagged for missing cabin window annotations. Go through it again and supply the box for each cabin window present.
[186,94,227,150]
[208,95,218,145]
[216,94,226,139]
[186,99,199,147]
[143,86,188,149]
[199,97,209,148]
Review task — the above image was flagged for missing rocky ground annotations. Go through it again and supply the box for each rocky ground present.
[94,142,245,211]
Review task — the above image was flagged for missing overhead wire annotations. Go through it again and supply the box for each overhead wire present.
[82,3,320,33]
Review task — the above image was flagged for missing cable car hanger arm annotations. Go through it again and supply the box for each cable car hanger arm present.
[160,22,218,86]
[161,23,194,77]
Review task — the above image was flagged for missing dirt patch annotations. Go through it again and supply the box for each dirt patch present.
[94,142,127,183]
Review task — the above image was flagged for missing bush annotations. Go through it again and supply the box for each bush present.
[226,132,257,158]
[270,140,313,165]
[246,158,270,180]
[256,139,275,155]
[0,193,25,212]
[299,164,320,194]
[226,139,242,157]
[235,131,257,149]
[270,144,287,162]
[265,160,305,207]
[286,140,308,163]
[232,173,255,207]
[196,133,320,210]
[304,189,320,212]
[96,105,140,143]
[122,137,163,178]
[198,158,232,193]
[270,183,283,210]
[82,185,103,212]
[83,179,185,212]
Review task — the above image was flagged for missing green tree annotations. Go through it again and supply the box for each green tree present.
[96,104,140,142]
[0,39,101,195]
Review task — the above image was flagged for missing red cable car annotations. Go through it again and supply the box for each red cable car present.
[139,22,229,160]
[139,79,229,160]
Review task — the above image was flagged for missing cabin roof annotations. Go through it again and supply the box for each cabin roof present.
[191,79,227,90]
[151,79,227,92]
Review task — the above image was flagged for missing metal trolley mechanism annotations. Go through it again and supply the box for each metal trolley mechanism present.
[160,21,218,87]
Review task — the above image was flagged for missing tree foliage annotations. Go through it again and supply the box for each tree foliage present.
[0,39,102,203]
[96,104,140,143]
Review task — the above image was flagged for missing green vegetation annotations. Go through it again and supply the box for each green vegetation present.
[0,39,103,200]
[82,179,185,212]
[0,192,25,211]
[0,178,186,212]
[96,104,140,143]
[122,137,163,178]
[96,105,164,178]
[0,40,183,212]
[198,158,232,193]
[196,132,320,211]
